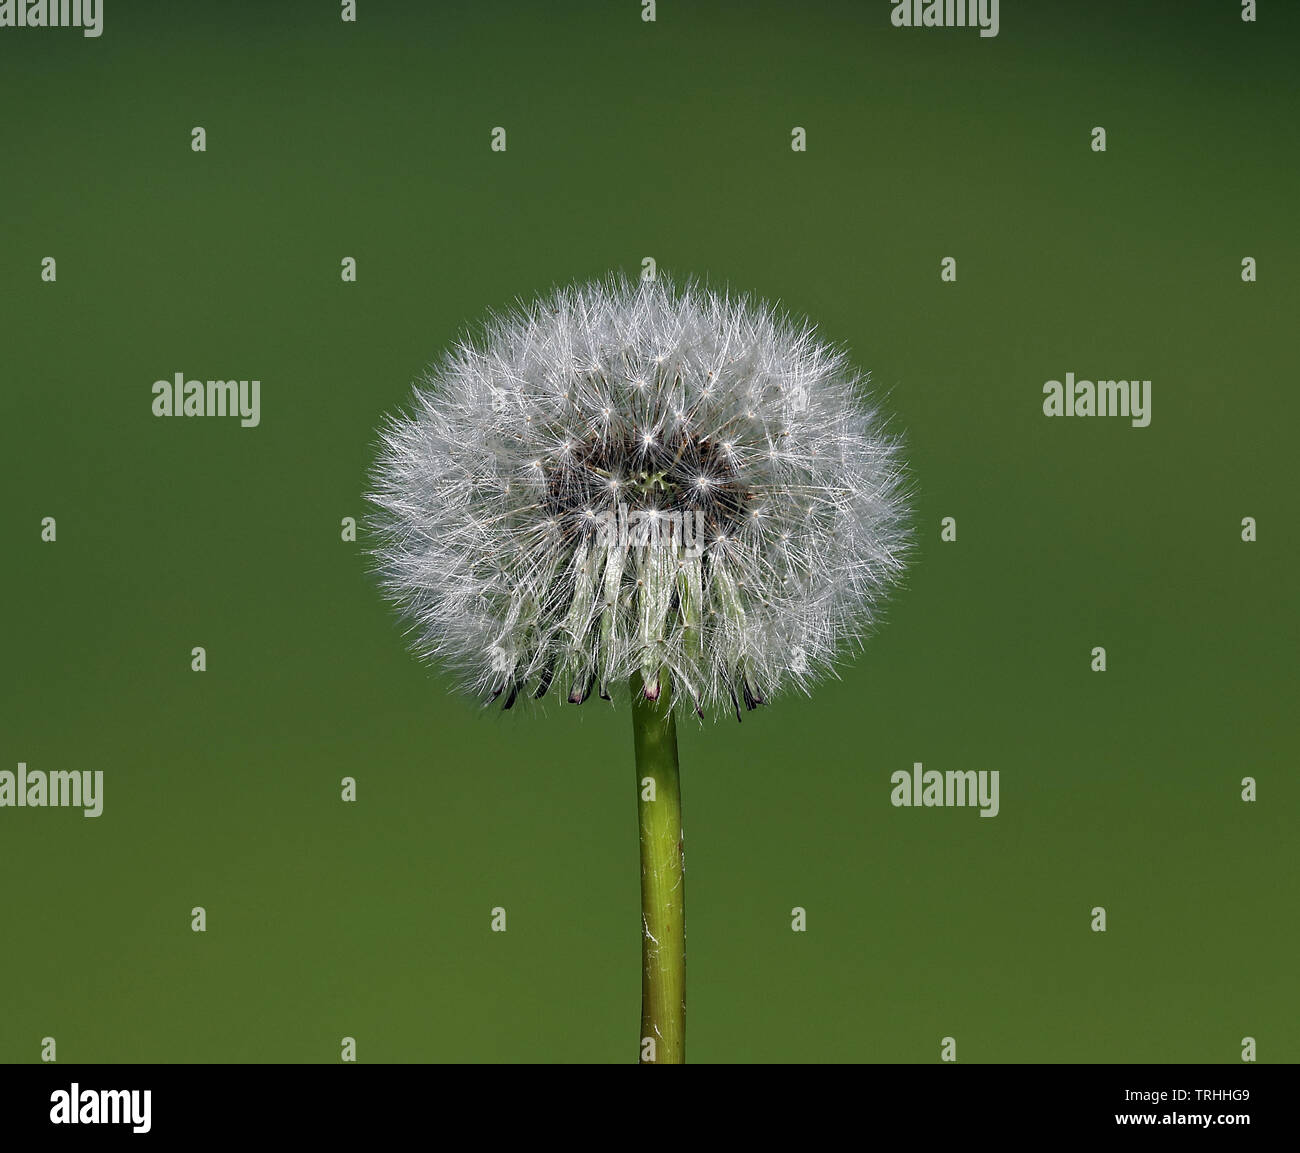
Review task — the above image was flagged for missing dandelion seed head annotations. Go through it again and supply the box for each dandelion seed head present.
[366,274,912,719]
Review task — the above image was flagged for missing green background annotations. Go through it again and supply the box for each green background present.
[1,0,1295,1063]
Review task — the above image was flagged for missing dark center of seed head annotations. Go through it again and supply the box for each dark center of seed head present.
[541,429,750,542]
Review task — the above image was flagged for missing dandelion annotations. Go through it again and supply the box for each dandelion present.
[366,274,911,1062]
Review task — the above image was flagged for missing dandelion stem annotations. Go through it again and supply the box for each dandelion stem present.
[631,671,685,1063]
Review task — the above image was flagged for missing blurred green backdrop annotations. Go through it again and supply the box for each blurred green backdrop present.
[1,0,1295,1063]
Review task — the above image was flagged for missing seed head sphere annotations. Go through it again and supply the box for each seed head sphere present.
[367,275,911,720]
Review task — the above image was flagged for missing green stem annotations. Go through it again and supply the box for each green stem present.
[631,671,685,1064]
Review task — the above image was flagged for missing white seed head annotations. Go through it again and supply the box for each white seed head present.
[367,274,912,719]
